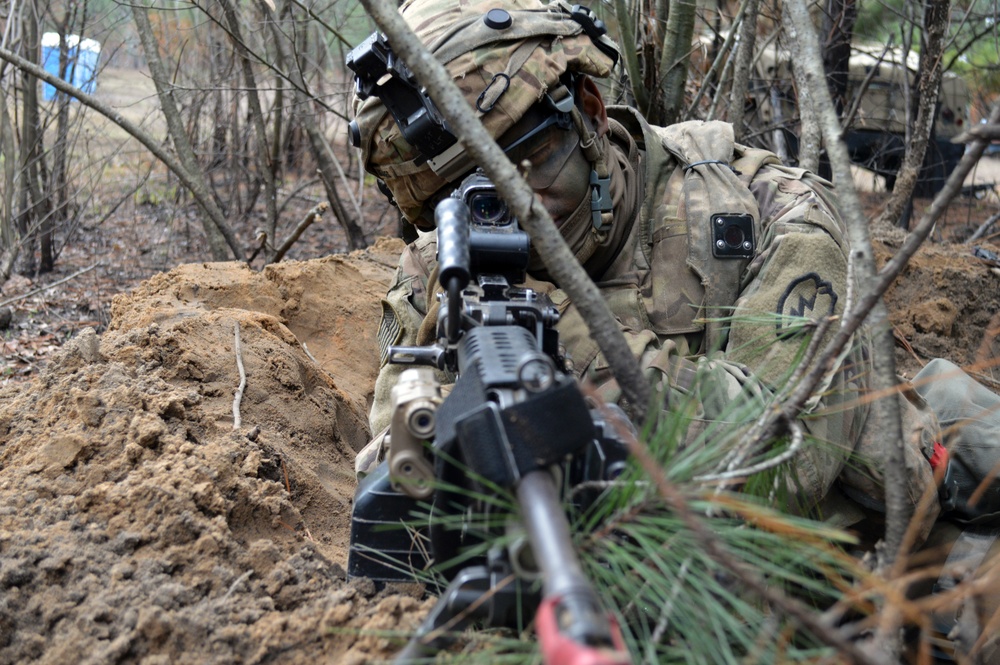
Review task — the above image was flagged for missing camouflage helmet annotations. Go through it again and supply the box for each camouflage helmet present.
[350,0,620,224]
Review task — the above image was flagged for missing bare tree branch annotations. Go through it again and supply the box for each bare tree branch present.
[218,0,280,258]
[0,44,245,261]
[781,0,909,584]
[956,123,1000,143]
[272,202,328,263]
[131,2,235,260]
[726,0,759,137]
[965,210,1000,245]
[874,0,951,229]
[268,0,366,251]
[0,68,19,282]
[657,0,697,125]
[687,0,746,120]
[0,261,101,308]
[357,0,652,421]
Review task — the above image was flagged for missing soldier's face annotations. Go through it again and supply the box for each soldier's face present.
[502,120,590,227]
[501,76,608,229]
[526,134,591,228]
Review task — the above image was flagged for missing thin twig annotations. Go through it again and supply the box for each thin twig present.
[324,139,364,224]
[281,457,291,493]
[0,262,101,308]
[233,322,246,430]
[221,570,253,603]
[841,40,896,131]
[272,201,328,263]
[650,556,692,646]
[300,342,318,364]
[687,0,748,117]
[695,420,804,483]
[247,230,269,264]
[712,316,834,488]
[964,210,1000,244]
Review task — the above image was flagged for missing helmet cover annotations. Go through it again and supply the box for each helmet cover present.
[352,0,619,223]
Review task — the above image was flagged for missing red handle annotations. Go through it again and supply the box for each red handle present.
[535,594,632,665]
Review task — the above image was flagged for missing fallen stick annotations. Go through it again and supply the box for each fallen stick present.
[233,322,246,430]
[271,201,328,263]
[0,262,101,309]
[965,210,1000,245]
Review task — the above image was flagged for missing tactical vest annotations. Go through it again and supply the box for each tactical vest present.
[600,108,781,355]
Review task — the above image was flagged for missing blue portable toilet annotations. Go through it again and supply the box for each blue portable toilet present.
[41,32,101,101]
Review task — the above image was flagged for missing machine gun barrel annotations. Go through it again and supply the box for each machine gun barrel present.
[436,197,471,344]
[518,470,631,665]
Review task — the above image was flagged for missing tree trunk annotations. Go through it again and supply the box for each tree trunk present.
[819,0,857,181]
[785,0,910,580]
[612,0,648,113]
[268,3,366,251]
[875,0,951,229]
[727,0,759,139]
[17,0,45,276]
[0,75,20,282]
[131,2,236,260]
[822,0,856,117]
[783,2,822,172]
[45,17,75,274]
[657,0,697,125]
[219,0,278,248]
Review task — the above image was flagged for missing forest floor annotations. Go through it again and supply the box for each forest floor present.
[1,67,1000,663]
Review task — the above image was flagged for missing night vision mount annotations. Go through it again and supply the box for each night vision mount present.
[346,31,457,163]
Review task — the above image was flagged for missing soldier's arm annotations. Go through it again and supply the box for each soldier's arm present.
[368,233,439,435]
[637,166,935,528]
[596,166,865,515]
[719,165,865,511]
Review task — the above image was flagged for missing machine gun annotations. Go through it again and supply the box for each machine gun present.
[347,173,632,665]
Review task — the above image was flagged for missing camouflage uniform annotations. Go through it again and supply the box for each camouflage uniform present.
[363,105,942,536]
[350,0,1000,659]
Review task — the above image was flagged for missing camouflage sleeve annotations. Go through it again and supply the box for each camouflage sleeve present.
[713,165,938,525]
[698,166,869,512]
[368,232,439,435]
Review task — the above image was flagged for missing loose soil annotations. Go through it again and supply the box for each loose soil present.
[0,238,443,665]
[2,68,1000,664]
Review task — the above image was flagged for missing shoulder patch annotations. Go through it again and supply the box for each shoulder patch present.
[775,273,837,335]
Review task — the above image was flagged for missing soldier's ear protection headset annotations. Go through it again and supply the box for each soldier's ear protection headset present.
[346,5,618,227]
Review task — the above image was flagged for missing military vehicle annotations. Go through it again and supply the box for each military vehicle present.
[749,44,971,196]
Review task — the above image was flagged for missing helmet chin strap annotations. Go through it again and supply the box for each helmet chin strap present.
[528,107,616,273]
[527,182,601,274]
[570,107,614,233]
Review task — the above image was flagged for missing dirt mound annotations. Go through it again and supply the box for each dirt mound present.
[2,231,999,664]
[0,237,433,665]
[875,235,1000,385]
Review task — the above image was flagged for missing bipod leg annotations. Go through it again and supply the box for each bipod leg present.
[394,563,533,663]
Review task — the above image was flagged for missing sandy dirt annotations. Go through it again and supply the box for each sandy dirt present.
[0,237,434,665]
[2,228,1000,663]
